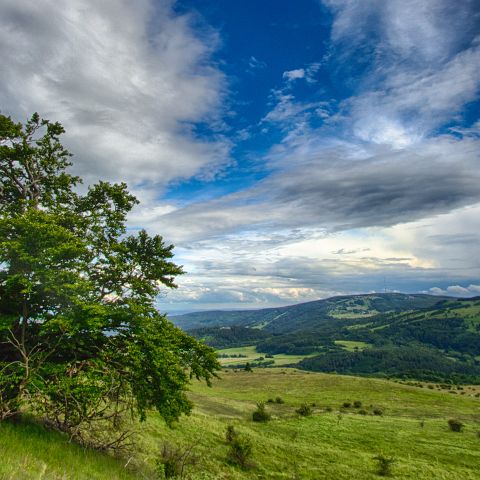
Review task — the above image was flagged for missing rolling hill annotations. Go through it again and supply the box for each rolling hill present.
[170,293,451,332]
[170,293,480,383]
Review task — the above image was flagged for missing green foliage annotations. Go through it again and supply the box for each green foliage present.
[155,443,197,479]
[299,345,480,384]
[296,403,313,417]
[225,428,254,470]
[0,113,220,441]
[252,402,270,422]
[353,400,362,408]
[374,455,395,476]
[448,419,464,432]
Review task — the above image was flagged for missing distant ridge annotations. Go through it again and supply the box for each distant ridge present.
[169,292,453,332]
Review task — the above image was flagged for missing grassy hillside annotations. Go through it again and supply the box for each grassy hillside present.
[140,369,480,479]
[0,419,143,480]
[2,369,479,479]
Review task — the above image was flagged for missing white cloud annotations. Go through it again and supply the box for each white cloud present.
[0,0,229,187]
[283,68,305,81]
[429,285,480,297]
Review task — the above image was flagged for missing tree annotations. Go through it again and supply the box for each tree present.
[0,113,219,446]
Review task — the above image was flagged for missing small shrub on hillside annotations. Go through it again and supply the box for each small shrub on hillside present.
[226,434,254,470]
[225,425,238,443]
[156,443,197,479]
[358,409,368,415]
[419,420,425,428]
[252,402,270,422]
[244,363,252,372]
[296,403,313,417]
[265,354,274,358]
[373,408,384,416]
[448,419,464,432]
[343,402,352,408]
[275,396,285,404]
[374,454,395,476]
[353,400,362,408]
[267,398,275,403]
[325,406,333,412]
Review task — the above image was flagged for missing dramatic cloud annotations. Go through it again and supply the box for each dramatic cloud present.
[2,1,478,311]
[0,0,229,187]
[145,135,480,243]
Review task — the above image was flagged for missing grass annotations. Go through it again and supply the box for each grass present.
[216,345,315,366]
[0,419,143,480]
[334,340,372,351]
[141,369,480,479]
[1,369,480,479]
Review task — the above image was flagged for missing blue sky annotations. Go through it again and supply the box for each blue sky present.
[1,0,479,312]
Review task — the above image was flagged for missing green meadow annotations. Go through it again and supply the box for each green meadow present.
[216,345,315,366]
[1,368,479,479]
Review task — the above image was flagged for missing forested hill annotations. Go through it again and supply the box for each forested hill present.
[170,294,480,383]
[170,293,451,332]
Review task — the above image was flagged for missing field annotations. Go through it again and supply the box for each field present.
[216,345,315,366]
[1,369,480,479]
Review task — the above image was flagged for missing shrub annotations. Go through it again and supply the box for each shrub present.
[225,425,238,443]
[358,409,368,415]
[267,398,275,403]
[325,406,333,412]
[227,435,254,470]
[275,396,285,404]
[374,454,395,476]
[244,363,252,372]
[156,443,197,479]
[296,403,313,417]
[373,408,384,416]
[252,402,270,422]
[353,400,362,408]
[343,402,352,408]
[448,419,464,432]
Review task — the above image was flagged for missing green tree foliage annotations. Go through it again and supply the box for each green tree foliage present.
[0,113,219,443]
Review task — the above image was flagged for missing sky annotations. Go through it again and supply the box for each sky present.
[1,0,479,313]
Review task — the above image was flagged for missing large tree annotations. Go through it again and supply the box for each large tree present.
[0,113,219,446]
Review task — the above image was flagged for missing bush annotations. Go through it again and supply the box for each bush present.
[374,455,395,476]
[225,425,238,443]
[296,403,313,417]
[275,396,285,404]
[156,443,197,479]
[252,402,271,422]
[373,408,384,416]
[226,433,254,470]
[448,419,464,432]
[343,402,352,408]
[358,409,368,415]
[267,398,275,403]
[353,400,362,408]
[325,406,333,412]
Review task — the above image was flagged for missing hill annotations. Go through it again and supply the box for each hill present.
[171,294,480,383]
[170,293,451,332]
[2,369,479,479]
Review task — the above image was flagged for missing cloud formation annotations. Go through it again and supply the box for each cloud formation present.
[0,0,229,187]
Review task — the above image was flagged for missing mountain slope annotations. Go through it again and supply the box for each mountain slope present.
[170,293,450,332]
